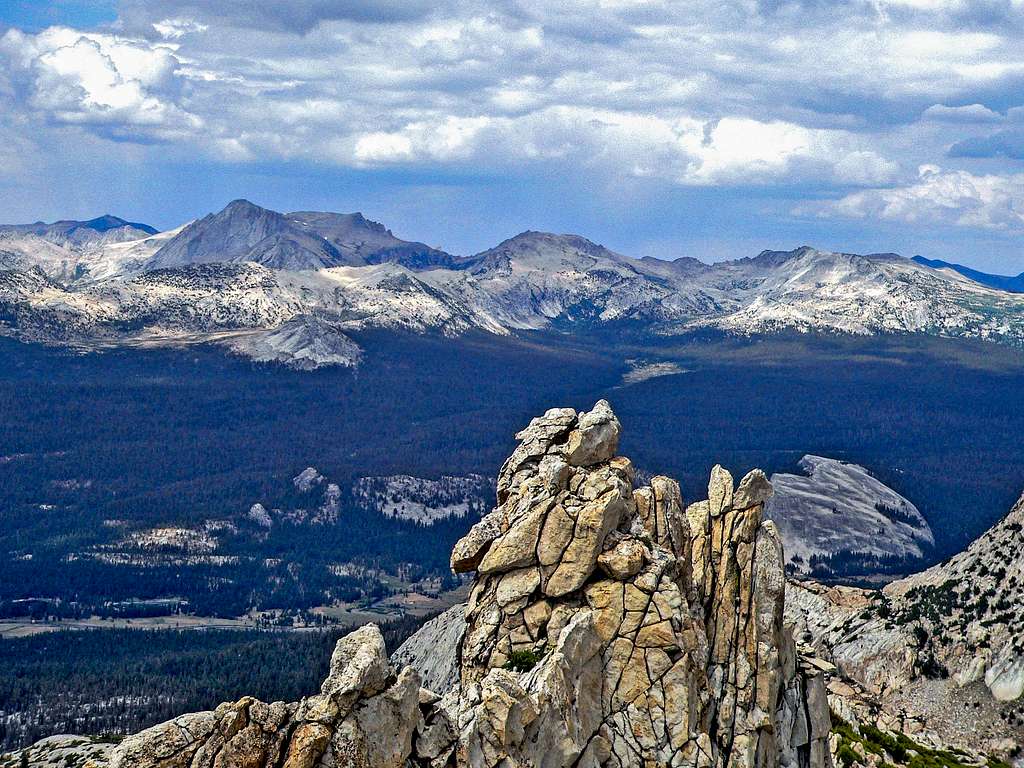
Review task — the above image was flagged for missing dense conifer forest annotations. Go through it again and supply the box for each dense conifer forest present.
[0,616,427,751]
[3,331,1024,616]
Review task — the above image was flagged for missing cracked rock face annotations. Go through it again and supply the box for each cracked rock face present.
[93,401,832,768]
[440,401,830,768]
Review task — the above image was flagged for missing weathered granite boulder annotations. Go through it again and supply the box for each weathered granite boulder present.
[437,400,832,768]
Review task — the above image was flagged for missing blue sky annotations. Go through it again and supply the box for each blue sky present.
[1,1,1023,271]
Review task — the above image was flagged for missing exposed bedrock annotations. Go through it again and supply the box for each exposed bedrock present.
[97,401,832,768]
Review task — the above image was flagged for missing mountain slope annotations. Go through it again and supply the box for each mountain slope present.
[913,255,1024,293]
[0,232,82,283]
[147,199,344,271]
[884,491,1024,700]
[148,200,457,272]
[287,210,457,269]
[786,490,1024,754]
[766,455,934,577]
[0,220,177,285]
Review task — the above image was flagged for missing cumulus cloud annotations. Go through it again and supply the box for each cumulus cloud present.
[346,108,897,186]
[2,0,1024,230]
[922,103,1002,122]
[808,165,1024,231]
[0,27,199,139]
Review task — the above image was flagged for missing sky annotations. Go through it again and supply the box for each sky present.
[0,1,1023,271]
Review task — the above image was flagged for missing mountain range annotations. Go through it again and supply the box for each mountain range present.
[3,199,1024,367]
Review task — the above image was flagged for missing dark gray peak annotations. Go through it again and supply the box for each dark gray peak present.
[0,214,157,236]
[148,199,343,271]
[149,201,457,272]
[78,215,158,235]
[287,210,458,269]
[913,255,1024,293]
[639,253,712,277]
[0,214,158,249]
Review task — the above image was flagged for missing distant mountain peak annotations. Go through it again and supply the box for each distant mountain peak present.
[148,200,457,272]
[225,197,259,207]
[913,254,1024,293]
[80,215,157,234]
[480,230,624,263]
[0,214,158,250]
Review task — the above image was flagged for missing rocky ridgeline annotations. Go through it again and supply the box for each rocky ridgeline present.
[50,400,837,768]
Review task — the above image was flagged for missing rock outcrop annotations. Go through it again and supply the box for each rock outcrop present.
[78,401,835,768]
[785,492,1024,760]
[764,455,934,578]
[439,400,830,768]
[108,624,421,768]
[391,604,467,694]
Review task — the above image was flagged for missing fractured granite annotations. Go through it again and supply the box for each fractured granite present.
[85,401,834,768]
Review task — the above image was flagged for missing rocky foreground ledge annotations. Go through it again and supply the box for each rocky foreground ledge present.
[37,400,829,768]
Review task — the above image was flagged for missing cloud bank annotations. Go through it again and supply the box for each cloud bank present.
[1,0,1024,252]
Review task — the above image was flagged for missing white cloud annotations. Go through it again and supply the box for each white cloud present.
[0,27,199,137]
[809,165,1024,231]
[2,0,1024,216]
[681,118,894,186]
[347,108,897,187]
[152,18,209,40]
[922,103,1002,122]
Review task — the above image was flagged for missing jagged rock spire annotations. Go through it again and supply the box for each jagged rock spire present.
[443,400,824,768]
[97,401,831,768]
